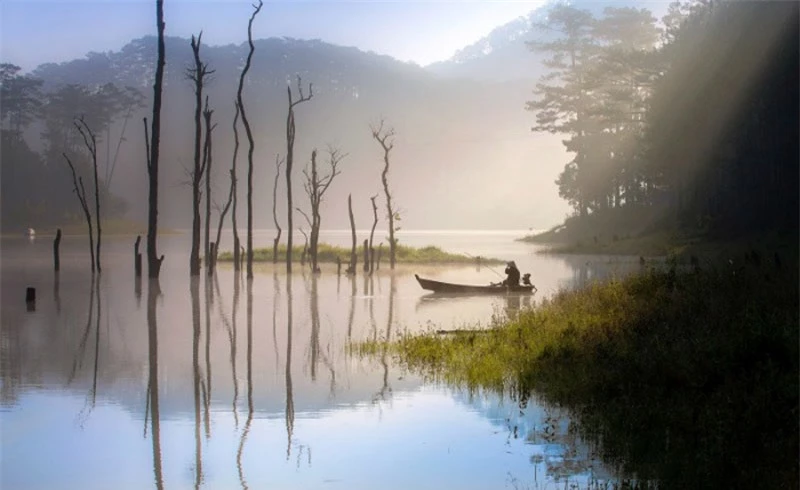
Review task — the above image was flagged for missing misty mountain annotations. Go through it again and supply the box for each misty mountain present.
[27,34,569,232]
[428,0,668,82]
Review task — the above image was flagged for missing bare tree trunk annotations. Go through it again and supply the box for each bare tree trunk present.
[75,118,102,273]
[362,239,369,272]
[211,169,234,275]
[203,99,216,274]
[300,228,308,267]
[146,0,166,280]
[230,101,241,272]
[368,195,378,273]
[272,155,283,264]
[301,147,343,274]
[236,1,263,280]
[370,120,398,269]
[64,154,95,273]
[53,228,61,272]
[285,77,313,273]
[347,194,356,274]
[188,35,213,276]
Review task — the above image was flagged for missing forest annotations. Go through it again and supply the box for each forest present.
[527,0,798,242]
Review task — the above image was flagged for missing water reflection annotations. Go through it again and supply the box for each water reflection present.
[0,233,647,489]
[215,272,240,428]
[146,279,164,490]
[190,277,204,488]
[373,274,394,403]
[238,273,254,489]
[67,277,95,386]
[285,273,294,459]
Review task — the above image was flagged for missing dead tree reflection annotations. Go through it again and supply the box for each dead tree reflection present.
[237,276,254,490]
[213,273,239,428]
[147,279,164,490]
[347,273,356,341]
[309,275,319,381]
[67,277,96,385]
[54,269,61,313]
[204,277,212,439]
[77,278,103,426]
[308,275,336,397]
[272,272,280,371]
[373,274,394,403]
[285,275,295,459]
[191,277,204,489]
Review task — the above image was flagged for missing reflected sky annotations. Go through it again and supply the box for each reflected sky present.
[1,231,636,489]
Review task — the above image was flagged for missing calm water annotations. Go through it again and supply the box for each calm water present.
[1,230,641,489]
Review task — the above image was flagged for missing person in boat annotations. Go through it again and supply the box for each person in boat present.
[503,261,520,287]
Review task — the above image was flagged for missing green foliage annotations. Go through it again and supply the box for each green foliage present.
[359,258,799,487]
[218,242,504,264]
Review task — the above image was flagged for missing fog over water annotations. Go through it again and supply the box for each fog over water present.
[1,231,641,489]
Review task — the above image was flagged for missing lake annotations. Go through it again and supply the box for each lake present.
[1,230,642,489]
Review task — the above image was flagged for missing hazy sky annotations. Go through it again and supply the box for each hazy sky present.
[1,0,546,71]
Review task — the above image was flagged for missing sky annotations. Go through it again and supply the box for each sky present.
[1,0,547,72]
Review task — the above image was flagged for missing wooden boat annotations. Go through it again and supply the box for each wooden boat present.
[414,274,535,294]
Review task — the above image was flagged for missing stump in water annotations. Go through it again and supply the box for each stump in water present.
[53,229,62,271]
[26,287,35,311]
[134,236,142,277]
[337,256,342,275]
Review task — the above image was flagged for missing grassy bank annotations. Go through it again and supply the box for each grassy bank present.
[356,256,798,487]
[218,243,504,265]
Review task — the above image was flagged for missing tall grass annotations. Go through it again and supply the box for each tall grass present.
[218,242,504,264]
[355,256,799,488]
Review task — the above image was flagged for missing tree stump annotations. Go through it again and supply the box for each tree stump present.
[53,228,62,272]
[134,235,143,277]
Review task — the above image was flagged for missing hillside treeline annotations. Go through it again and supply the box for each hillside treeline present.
[530,0,798,239]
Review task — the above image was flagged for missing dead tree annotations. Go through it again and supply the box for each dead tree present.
[301,147,344,273]
[146,0,167,280]
[370,120,400,269]
[74,117,102,273]
[272,154,284,264]
[347,194,357,274]
[188,34,214,276]
[236,0,263,279]
[299,228,309,267]
[369,195,378,273]
[210,167,234,276]
[230,101,241,271]
[63,153,95,273]
[284,76,313,273]
[202,99,217,273]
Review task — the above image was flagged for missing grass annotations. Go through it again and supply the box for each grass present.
[217,242,504,265]
[354,253,799,488]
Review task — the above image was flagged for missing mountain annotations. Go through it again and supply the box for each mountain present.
[427,0,669,82]
[23,35,570,231]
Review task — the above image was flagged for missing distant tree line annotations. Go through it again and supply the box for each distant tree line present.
[1,64,143,230]
[529,0,798,238]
